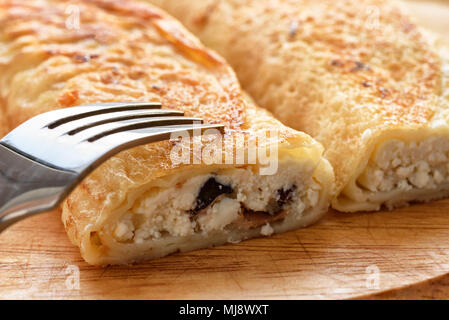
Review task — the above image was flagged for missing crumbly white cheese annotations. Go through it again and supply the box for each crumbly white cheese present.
[113,214,134,241]
[197,197,241,232]
[358,137,449,193]
[260,223,274,236]
[111,163,318,243]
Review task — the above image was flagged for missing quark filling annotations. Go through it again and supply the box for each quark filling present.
[349,136,449,210]
[110,166,321,243]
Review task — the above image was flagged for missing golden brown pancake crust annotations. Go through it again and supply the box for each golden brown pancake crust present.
[148,0,447,195]
[0,0,325,254]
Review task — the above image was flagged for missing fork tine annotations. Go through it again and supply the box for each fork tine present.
[46,102,162,129]
[89,123,225,156]
[80,102,161,108]
[1,102,226,177]
[85,117,204,142]
[64,109,184,135]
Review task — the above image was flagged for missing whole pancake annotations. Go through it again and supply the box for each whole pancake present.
[149,0,449,211]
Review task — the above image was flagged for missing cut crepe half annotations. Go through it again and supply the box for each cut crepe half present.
[149,0,449,211]
[0,0,333,265]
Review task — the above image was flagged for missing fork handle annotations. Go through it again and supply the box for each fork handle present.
[0,144,78,232]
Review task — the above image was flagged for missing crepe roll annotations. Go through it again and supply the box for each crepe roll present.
[149,0,449,211]
[0,0,334,265]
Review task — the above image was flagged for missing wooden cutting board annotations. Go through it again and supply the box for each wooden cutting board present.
[1,0,449,300]
[2,201,449,300]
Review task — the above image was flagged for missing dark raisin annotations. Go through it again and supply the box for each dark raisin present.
[277,185,297,207]
[265,185,297,215]
[190,177,233,216]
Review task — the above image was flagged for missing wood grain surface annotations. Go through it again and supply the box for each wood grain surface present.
[1,200,449,299]
[1,0,449,300]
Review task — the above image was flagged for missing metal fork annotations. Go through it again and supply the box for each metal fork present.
[0,102,224,232]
